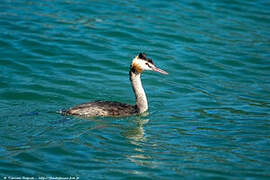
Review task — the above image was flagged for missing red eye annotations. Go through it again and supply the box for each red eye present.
[145,62,151,68]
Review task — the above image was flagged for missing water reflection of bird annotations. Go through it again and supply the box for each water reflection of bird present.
[61,53,167,117]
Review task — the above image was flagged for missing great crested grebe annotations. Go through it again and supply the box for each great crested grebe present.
[61,53,168,117]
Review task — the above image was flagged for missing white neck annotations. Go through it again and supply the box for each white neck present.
[129,70,148,113]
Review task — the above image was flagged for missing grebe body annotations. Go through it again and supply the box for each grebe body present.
[61,53,167,117]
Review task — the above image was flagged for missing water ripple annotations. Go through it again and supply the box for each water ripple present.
[0,0,270,179]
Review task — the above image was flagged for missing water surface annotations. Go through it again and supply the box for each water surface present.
[0,0,270,179]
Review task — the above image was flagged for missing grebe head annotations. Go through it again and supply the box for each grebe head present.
[131,52,168,74]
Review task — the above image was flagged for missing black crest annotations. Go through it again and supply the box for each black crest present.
[138,52,147,60]
[138,52,154,64]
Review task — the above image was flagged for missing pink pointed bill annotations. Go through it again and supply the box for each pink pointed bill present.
[152,66,168,74]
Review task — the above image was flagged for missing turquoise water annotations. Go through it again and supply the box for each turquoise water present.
[1,0,270,179]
